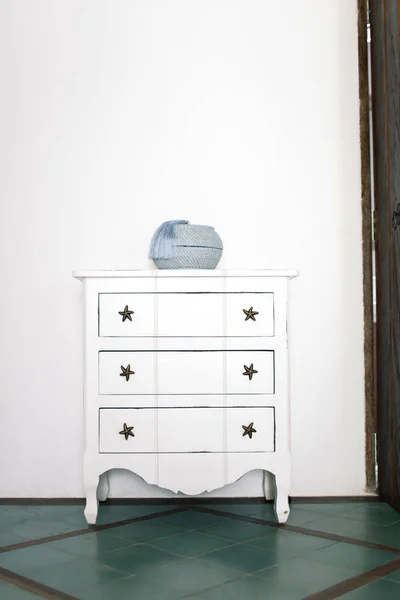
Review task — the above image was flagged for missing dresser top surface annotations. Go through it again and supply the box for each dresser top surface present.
[73,269,299,280]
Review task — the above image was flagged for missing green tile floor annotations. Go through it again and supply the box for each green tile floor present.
[1,502,400,599]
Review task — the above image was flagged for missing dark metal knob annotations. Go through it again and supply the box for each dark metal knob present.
[118,305,134,322]
[120,364,135,381]
[119,423,134,440]
[242,422,257,439]
[243,307,259,321]
[243,363,258,380]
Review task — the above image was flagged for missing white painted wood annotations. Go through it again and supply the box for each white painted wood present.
[226,293,274,337]
[99,409,156,453]
[156,278,223,293]
[158,408,224,452]
[157,293,224,337]
[74,270,297,524]
[226,408,275,452]
[157,454,224,495]
[99,294,155,337]
[225,351,274,394]
[155,394,275,408]
[99,350,274,396]
[156,351,224,395]
[73,269,299,280]
[98,395,156,409]
[99,352,156,395]
[94,336,277,352]
[99,292,274,338]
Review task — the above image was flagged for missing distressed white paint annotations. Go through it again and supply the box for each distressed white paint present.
[98,291,275,338]
[0,0,366,500]
[77,270,294,523]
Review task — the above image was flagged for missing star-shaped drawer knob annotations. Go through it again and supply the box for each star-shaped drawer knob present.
[243,363,258,380]
[119,423,134,440]
[243,307,259,321]
[118,305,134,322]
[120,364,135,381]
[242,422,257,439]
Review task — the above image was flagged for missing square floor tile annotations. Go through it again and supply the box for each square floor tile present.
[256,556,361,595]
[246,528,337,559]
[138,556,242,596]
[0,544,74,573]
[201,543,280,574]
[108,519,184,542]
[148,530,237,557]
[47,531,138,558]
[20,557,125,594]
[234,504,277,520]
[0,507,39,529]
[97,543,183,574]
[187,574,306,600]
[75,574,182,600]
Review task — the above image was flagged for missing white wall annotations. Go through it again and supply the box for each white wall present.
[0,0,365,498]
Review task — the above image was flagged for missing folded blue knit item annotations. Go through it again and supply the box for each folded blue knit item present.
[148,220,189,259]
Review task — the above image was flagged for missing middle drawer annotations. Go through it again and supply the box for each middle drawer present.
[98,350,274,395]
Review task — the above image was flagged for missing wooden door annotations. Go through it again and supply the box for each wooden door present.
[370,0,400,511]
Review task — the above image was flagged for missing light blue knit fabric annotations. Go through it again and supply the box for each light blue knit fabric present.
[148,220,189,259]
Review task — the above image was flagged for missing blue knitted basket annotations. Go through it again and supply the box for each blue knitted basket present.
[149,222,223,270]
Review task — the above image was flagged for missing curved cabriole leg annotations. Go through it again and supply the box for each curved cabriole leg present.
[97,472,110,502]
[273,469,291,524]
[84,470,99,525]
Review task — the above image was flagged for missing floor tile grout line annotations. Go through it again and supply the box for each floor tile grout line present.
[301,557,400,599]
[143,537,245,559]
[193,507,400,555]
[180,573,258,599]
[0,506,190,554]
[0,566,79,600]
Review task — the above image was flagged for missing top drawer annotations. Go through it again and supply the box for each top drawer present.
[99,293,274,337]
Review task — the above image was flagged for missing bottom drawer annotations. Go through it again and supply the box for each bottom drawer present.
[99,407,275,453]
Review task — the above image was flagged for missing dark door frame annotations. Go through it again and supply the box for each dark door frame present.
[357,0,375,493]
[368,0,400,510]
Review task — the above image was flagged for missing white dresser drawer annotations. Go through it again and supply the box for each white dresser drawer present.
[226,407,275,452]
[158,407,275,452]
[99,294,155,337]
[98,350,274,395]
[158,408,224,452]
[99,408,156,453]
[99,407,275,453]
[225,293,274,337]
[99,351,156,395]
[98,293,274,337]
[225,351,274,395]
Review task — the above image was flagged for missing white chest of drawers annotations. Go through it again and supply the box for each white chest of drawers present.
[73,269,297,524]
